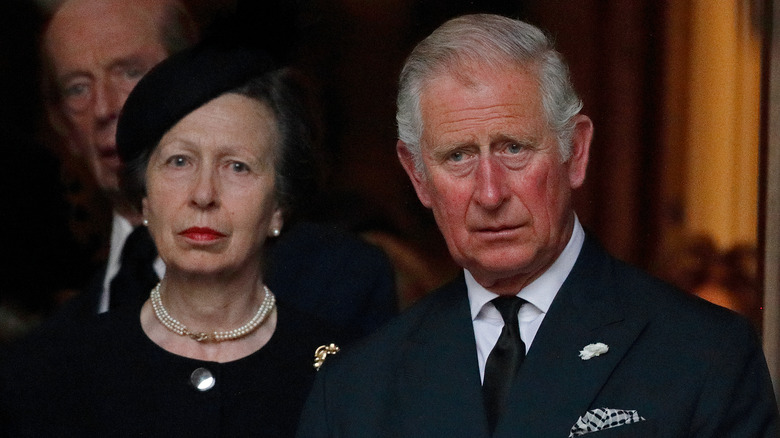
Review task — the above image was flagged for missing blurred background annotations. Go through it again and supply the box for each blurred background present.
[1,0,777,379]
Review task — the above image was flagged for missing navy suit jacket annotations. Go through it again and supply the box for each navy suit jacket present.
[297,236,779,437]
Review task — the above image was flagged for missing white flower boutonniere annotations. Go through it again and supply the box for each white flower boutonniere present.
[579,342,609,360]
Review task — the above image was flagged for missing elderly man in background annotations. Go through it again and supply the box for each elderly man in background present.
[41,0,397,336]
[296,14,779,437]
[42,0,197,316]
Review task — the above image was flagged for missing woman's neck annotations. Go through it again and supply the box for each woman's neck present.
[140,268,277,362]
[161,270,264,329]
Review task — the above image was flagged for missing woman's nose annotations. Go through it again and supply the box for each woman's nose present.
[190,167,219,209]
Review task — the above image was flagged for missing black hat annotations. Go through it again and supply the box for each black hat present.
[117,42,276,165]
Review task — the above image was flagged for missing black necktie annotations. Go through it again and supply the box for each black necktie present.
[482,296,526,433]
[109,226,159,310]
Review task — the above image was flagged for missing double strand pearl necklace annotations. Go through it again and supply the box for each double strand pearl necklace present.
[150,282,276,342]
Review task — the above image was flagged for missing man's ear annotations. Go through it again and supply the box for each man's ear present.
[396,140,433,208]
[567,114,593,189]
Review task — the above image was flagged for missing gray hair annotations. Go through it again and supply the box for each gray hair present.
[396,14,583,174]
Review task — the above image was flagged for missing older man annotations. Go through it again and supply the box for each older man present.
[42,0,397,336]
[42,0,196,315]
[296,14,779,437]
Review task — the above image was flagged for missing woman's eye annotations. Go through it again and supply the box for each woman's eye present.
[231,162,249,173]
[167,155,188,167]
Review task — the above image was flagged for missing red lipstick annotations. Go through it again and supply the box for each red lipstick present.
[180,227,226,242]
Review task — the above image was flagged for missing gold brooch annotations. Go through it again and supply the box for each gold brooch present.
[313,343,340,371]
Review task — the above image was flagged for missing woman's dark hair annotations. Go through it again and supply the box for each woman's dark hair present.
[122,67,322,222]
[232,67,322,220]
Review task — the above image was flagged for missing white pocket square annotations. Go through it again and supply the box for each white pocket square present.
[568,408,646,437]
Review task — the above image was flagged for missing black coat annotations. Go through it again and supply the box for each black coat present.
[0,302,349,437]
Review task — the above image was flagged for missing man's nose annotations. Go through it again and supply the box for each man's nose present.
[473,157,509,209]
[93,80,123,123]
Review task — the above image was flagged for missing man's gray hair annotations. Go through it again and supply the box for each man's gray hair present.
[396,14,583,173]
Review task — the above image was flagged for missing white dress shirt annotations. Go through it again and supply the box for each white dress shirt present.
[468,216,585,382]
[98,213,166,313]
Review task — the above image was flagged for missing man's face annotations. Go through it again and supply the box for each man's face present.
[398,64,591,293]
[45,0,169,194]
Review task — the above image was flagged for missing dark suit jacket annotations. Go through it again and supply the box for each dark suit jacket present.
[296,236,779,437]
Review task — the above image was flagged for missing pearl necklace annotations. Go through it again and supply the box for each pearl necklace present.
[150,282,276,342]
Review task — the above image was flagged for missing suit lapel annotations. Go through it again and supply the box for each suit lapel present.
[496,237,651,437]
[390,276,490,438]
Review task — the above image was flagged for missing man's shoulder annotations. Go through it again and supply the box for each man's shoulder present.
[586,240,759,345]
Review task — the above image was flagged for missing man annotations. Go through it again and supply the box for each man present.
[42,0,397,336]
[42,0,196,316]
[296,14,779,437]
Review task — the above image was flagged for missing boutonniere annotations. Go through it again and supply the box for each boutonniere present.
[313,343,340,370]
[579,342,609,360]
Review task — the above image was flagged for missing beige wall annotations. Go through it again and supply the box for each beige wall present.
[662,0,761,251]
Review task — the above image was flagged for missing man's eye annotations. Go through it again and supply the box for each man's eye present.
[122,66,146,80]
[507,143,523,154]
[61,81,92,107]
[62,83,88,98]
[449,151,464,162]
[127,69,143,79]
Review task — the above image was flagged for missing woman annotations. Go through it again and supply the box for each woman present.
[0,43,343,437]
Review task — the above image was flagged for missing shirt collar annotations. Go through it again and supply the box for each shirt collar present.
[108,213,135,271]
[468,215,585,320]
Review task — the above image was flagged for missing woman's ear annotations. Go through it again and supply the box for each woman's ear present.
[268,207,284,237]
[141,197,150,225]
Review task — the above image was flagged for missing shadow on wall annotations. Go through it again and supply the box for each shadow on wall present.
[652,233,763,331]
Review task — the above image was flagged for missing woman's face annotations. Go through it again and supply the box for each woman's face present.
[142,93,283,279]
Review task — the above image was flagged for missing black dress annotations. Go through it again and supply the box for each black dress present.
[0,301,347,437]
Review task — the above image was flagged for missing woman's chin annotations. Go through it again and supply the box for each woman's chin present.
[165,261,241,280]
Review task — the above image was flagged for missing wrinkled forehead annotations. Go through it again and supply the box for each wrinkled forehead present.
[418,59,542,120]
[431,52,539,88]
[45,0,167,61]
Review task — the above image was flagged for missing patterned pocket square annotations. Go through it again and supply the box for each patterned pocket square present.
[568,408,646,437]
